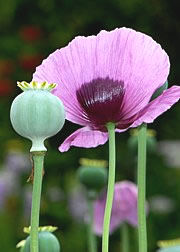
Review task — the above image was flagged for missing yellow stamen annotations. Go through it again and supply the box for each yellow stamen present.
[23,225,58,234]
[157,238,180,248]
[17,81,57,92]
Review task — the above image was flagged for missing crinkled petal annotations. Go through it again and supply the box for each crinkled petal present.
[115,128,129,133]
[131,85,180,128]
[33,28,169,126]
[59,127,108,152]
[95,28,170,119]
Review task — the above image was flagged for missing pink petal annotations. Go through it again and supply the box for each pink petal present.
[93,181,139,235]
[95,28,170,119]
[113,181,138,227]
[33,28,170,126]
[93,196,106,235]
[131,85,180,128]
[125,211,138,226]
[59,127,108,152]
[114,181,138,210]
[93,191,123,235]
[115,128,129,133]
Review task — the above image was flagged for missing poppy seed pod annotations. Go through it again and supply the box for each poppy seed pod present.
[157,238,180,252]
[23,231,60,252]
[10,81,65,152]
[157,247,180,252]
[77,159,108,191]
[77,166,108,191]
[128,129,157,154]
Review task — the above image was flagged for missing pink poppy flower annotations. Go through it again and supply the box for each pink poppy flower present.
[33,28,180,152]
[93,181,140,235]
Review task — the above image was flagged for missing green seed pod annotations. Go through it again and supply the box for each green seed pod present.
[77,159,108,191]
[157,238,180,252]
[23,231,60,252]
[10,81,65,152]
[128,129,157,154]
[157,246,180,252]
[151,80,168,101]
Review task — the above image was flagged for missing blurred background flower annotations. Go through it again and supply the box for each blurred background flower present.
[158,141,180,168]
[67,185,88,224]
[93,181,141,235]
[149,195,176,215]
[19,25,42,42]
[0,169,18,210]
[0,79,14,97]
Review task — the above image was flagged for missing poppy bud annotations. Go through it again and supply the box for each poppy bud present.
[10,81,65,152]
[151,80,168,101]
[128,129,157,153]
[77,158,108,191]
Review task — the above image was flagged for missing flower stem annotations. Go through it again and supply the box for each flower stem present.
[30,151,45,252]
[102,122,116,252]
[137,123,147,252]
[121,223,129,252]
[87,195,97,252]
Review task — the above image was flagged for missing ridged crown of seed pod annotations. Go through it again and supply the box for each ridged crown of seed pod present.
[157,237,180,252]
[16,226,60,252]
[10,81,65,152]
[77,158,108,191]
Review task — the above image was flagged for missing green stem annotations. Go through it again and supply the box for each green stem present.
[121,223,129,252]
[137,123,147,252]
[102,122,116,252]
[133,228,138,252]
[87,195,97,252]
[30,152,45,252]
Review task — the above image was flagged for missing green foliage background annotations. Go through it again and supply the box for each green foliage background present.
[0,0,180,251]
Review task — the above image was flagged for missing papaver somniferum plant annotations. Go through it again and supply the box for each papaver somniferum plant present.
[32,27,180,252]
[10,81,65,252]
[77,158,108,252]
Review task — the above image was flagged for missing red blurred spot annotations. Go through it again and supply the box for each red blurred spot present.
[0,79,14,97]
[19,54,43,72]
[0,60,14,76]
[19,25,42,42]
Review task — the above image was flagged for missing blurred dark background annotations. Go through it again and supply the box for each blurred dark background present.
[0,0,180,251]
